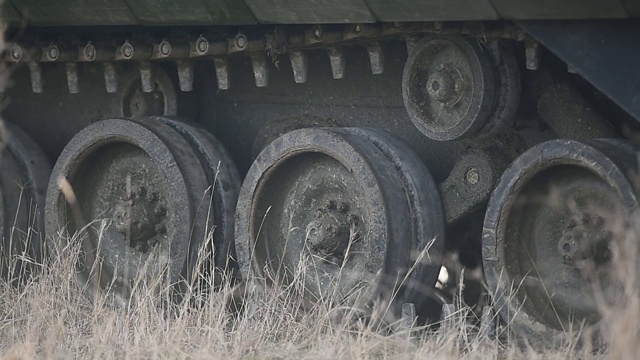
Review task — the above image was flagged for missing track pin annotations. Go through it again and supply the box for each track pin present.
[80,42,115,62]
[193,35,209,56]
[119,41,135,60]
[28,62,43,93]
[366,42,384,75]
[7,43,23,62]
[328,47,345,79]
[153,39,190,60]
[44,43,60,62]
[139,62,155,93]
[103,63,118,93]
[176,60,194,92]
[158,40,172,58]
[116,40,151,61]
[251,54,269,87]
[213,58,230,90]
[66,62,79,94]
[289,51,308,84]
[81,42,97,62]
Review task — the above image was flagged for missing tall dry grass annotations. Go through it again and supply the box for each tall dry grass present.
[0,214,637,360]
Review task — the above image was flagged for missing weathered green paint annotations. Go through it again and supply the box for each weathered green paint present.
[244,0,375,24]
[6,0,638,27]
[491,0,628,19]
[365,0,498,21]
[11,0,138,26]
[620,0,640,17]
[1,2,23,26]
[126,0,256,25]
[126,0,214,24]
[202,0,256,24]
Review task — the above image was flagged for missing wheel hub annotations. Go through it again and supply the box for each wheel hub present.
[305,200,359,264]
[426,63,465,107]
[558,214,612,266]
[113,185,167,252]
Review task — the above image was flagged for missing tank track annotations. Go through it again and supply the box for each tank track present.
[3,22,524,93]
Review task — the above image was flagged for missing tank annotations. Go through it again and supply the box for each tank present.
[1,0,639,348]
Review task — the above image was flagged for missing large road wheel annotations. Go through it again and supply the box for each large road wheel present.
[45,118,237,301]
[483,139,640,346]
[235,127,444,319]
[340,128,445,313]
[152,116,242,283]
[0,122,51,282]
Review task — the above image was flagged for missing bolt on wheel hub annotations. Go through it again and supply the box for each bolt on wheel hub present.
[113,186,167,251]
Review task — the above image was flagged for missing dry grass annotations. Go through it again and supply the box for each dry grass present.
[0,219,637,360]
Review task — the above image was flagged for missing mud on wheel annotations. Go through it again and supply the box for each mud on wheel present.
[235,127,444,320]
[482,139,640,347]
[44,117,240,301]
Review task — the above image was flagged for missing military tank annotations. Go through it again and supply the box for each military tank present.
[1,0,639,347]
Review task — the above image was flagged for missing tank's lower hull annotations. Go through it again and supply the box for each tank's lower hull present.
[1,20,638,349]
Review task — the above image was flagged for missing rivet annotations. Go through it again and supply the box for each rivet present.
[121,42,134,58]
[11,46,22,61]
[47,45,59,61]
[235,34,247,49]
[159,41,171,56]
[83,43,96,61]
[196,36,209,54]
